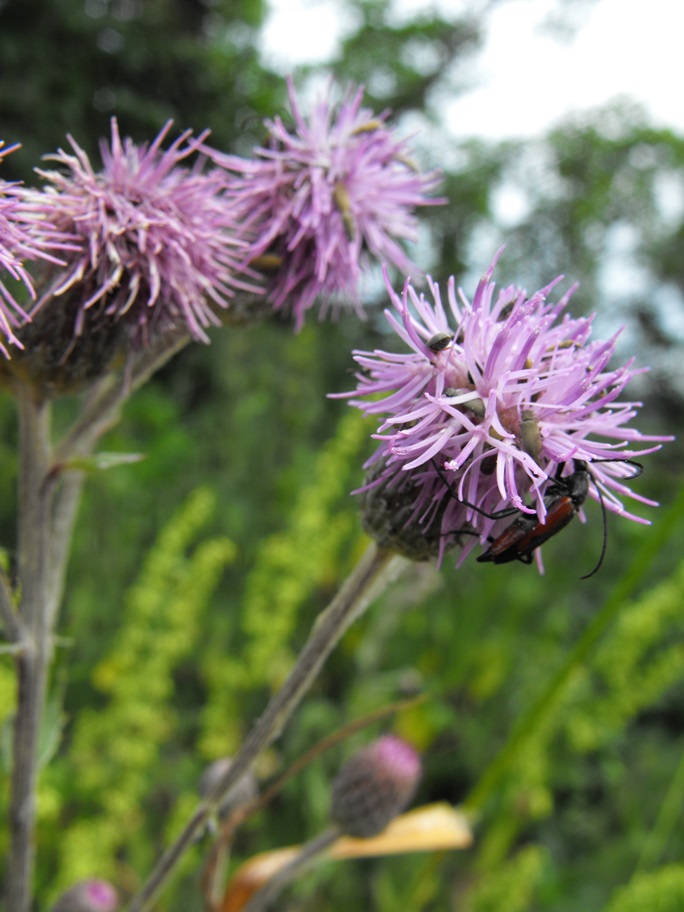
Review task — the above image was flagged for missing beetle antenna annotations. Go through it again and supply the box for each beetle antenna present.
[431,458,519,520]
[580,476,608,580]
[587,457,644,479]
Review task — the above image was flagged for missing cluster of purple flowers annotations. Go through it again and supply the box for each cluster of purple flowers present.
[0,77,669,554]
[0,79,439,370]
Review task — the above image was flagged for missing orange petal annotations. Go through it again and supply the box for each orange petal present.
[328,803,473,859]
[221,804,472,911]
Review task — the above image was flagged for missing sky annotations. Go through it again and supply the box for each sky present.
[261,0,684,139]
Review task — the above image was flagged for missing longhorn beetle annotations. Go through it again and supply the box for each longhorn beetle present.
[433,457,643,579]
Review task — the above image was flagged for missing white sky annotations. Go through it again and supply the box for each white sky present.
[261,0,684,139]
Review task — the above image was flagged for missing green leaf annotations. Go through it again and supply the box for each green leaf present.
[63,452,147,473]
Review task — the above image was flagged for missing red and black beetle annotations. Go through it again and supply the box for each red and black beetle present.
[477,462,591,569]
[434,457,643,578]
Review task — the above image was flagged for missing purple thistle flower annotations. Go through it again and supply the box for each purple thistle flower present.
[338,250,671,568]
[0,141,67,354]
[24,119,258,352]
[217,76,442,329]
[50,879,118,912]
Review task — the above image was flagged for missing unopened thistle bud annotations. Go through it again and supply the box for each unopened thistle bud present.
[50,879,118,912]
[330,735,421,839]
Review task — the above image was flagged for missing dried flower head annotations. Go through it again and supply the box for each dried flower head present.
[330,735,421,838]
[13,119,258,393]
[50,879,118,912]
[219,77,442,329]
[340,250,669,568]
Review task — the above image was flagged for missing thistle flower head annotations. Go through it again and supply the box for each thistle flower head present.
[219,77,442,329]
[23,119,257,355]
[340,250,670,567]
[330,735,421,838]
[50,879,118,912]
[0,141,67,354]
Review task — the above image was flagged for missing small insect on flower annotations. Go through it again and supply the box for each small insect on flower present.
[519,408,543,465]
[427,332,453,354]
[336,250,672,570]
[475,459,642,578]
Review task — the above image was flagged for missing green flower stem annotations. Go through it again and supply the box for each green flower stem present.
[54,332,190,466]
[243,827,341,912]
[463,480,684,824]
[127,543,408,912]
[6,390,53,912]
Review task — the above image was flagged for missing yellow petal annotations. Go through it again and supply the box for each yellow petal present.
[221,804,472,911]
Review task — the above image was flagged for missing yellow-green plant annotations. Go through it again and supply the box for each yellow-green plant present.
[200,408,369,757]
[50,488,235,895]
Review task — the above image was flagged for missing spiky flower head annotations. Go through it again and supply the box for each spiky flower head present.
[50,879,118,912]
[330,735,421,838]
[0,141,67,355]
[14,119,258,394]
[219,76,442,329]
[340,250,669,567]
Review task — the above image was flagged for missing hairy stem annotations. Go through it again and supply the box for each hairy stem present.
[127,543,407,912]
[6,390,53,912]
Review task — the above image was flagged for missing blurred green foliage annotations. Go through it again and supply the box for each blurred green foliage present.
[1,1,684,911]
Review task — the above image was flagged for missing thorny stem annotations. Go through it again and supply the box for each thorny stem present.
[3,298,269,912]
[127,543,407,912]
[6,390,53,912]
[242,828,341,912]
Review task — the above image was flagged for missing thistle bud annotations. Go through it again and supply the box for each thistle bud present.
[330,736,421,839]
[50,880,118,912]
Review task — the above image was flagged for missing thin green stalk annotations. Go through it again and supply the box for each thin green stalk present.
[126,543,407,912]
[6,390,53,912]
[464,481,684,818]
